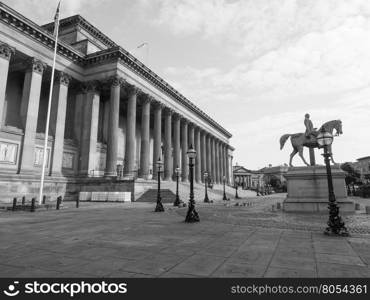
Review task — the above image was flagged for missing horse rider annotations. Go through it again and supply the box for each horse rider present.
[304,113,316,139]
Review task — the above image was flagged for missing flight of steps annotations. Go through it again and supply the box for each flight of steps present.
[136,189,176,203]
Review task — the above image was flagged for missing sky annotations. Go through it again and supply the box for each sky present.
[4,0,370,169]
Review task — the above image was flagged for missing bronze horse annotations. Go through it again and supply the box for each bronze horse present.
[280,120,343,167]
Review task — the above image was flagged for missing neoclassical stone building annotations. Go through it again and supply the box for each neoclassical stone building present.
[0,3,234,202]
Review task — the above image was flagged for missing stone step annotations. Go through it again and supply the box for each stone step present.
[136,189,176,203]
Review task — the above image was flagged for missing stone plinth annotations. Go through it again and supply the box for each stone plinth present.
[283,166,354,212]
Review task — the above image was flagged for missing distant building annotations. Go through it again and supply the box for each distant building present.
[233,163,289,189]
[354,156,370,181]
[232,165,264,189]
[259,164,289,184]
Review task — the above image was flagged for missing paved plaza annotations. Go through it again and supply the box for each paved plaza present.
[1,195,370,278]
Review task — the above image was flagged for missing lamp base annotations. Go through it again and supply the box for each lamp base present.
[324,227,349,237]
[204,195,210,203]
[173,196,182,207]
[185,207,200,223]
[155,199,164,212]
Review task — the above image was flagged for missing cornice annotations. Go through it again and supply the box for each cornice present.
[42,15,117,49]
[0,3,84,65]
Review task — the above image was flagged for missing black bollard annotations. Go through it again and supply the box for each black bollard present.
[76,197,79,208]
[12,197,17,211]
[56,196,62,210]
[30,198,36,212]
[42,195,46,205]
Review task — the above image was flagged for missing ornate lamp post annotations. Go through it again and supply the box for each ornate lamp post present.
[203,172,210,203]
[234,177,241,199]
[185,145,200,223]
[222,175,228,201]
[174,165,182,206]
[155,157,164,212]
[317,130,349,236]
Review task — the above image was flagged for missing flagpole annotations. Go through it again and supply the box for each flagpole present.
[38,2,61,205]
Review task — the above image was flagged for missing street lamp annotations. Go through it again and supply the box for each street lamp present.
[155,157,164,212]
[317,130,349,236]
[222,175,228,201]
[204,172,210,203]
[174,165,182,206]
[185,144,200,223]
[234,177,241,199]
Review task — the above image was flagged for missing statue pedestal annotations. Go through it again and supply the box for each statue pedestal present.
[283,166,354,212]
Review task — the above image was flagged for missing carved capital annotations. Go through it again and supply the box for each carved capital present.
[163,107,174,116]
[26,58,47,74]
[55,71,71,87]
[0,43,14,60]
[79,80,100,94]
[181,117,189,125]
[85,80,101,93]
[138,93,151,105]
[108,75,125,87]
[172,111,182,120]
[124,83,141,97]
[152,99,165,110]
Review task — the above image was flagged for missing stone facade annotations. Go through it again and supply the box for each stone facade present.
[0,3,233,202]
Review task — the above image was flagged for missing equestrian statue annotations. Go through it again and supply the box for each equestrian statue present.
[280,114,343,167]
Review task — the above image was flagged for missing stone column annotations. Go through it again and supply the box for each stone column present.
[211,137,216,183]
[226,147,230,185]
[105,76,122,176]
[215,140,220,184]
[200,130,206,182]
[0,43,14,127]
[219,143,224,181]
[163,108,173,180]
[123,84,138,177]
[152,102,162,180]
[188,123,195,148]
[206,134,211,175]
[79,81,100,176]
[139,95,151,179]
[50,72,70,175]
[19,58,46,173]
[181,119,188,182]
[194,127,201,183]
[172,113,181,178]
[222,144,227,181]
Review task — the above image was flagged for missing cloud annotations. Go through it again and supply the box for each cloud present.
[148,0,370,60]
[1,0,101,23]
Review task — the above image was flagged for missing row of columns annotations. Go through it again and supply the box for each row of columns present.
[0,42,231,184]
[0,43,72,176]
[101,75,231,184]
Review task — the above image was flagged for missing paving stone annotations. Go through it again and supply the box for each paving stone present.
[228,248,274,267]
[313,241,357,256]
[198,245,238,258]
[315,253,365,266]
[269,255,316,271]
[170,254,226,276]
[119,254,184,276]
[264,267,316,278]
[317,262,370,277]
[0,264,25,277]
[211,262,266,277]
